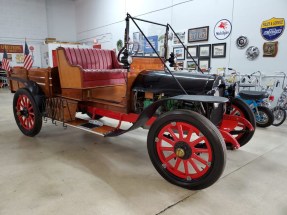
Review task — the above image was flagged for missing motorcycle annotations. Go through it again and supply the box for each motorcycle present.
[272,72,287,126]
[226,69,274,128]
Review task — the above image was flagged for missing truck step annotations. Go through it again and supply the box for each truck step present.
[65,118,116,136]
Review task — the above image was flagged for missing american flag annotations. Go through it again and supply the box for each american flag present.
[1,49,10,72]
[23,41,33,70]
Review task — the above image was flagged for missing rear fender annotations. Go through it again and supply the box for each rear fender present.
[10,77,45,113]
[106,95,228,137]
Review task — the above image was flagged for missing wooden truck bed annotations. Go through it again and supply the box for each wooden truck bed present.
[9,67,61,97]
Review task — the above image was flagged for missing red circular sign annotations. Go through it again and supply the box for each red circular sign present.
[29,46,34,51]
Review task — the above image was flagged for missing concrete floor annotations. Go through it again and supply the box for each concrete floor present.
[1,87,287,215]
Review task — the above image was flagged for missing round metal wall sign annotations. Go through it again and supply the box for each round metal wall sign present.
[246,46,259,60]
[236,36,248,49]
[214,19,232,40]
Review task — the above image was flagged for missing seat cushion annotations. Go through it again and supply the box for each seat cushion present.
[82,69,127,87]
[239,90,269,100]
[64,48,116,69]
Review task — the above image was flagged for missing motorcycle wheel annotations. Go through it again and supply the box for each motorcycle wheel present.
[255,106,274,128]
[272,106,286,126]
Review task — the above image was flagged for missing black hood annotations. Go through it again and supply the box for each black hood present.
[132,70,225,96]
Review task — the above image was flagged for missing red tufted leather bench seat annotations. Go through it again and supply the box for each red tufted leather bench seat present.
[59,47,126,88]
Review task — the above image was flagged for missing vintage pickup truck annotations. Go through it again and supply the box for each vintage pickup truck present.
[8,14,255,190]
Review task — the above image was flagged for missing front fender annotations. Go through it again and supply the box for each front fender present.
[106,95,228,137]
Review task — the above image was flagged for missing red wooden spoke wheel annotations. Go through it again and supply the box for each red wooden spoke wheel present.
[230,104,246,140]
[16,95,35,130]
[228,98,256,147]
[156,122,212,179]
[147,110,226,190]
[13,88,42,137]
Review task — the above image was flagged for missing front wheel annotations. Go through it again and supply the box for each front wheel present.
[272,106,286,126]
[255,106,274,128]
[147,110,226,190]
[228,98,256,147]
[13,88,42,137]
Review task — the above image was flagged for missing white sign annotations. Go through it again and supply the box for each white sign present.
[214,19,232,40]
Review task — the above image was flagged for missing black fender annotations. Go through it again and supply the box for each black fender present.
[106,95,228,137]
[9,77,46,113]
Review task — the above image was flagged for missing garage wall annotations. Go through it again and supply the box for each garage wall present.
[0,0,48,41]
[230,0,287,75]
[75,0,287,77]
[0,0,47,67]
[46,0,77,42]
[0,0,77,67]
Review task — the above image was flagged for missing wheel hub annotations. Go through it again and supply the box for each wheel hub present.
[175,148,185,158]
[19,108,29,118]
[174,142,192,160]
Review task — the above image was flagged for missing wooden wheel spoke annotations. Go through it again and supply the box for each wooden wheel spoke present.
[24,97,28,107]
[230,109,238,115]
[183,160,189,175]
[165,153,176,162]
[174,158,181,170]
[167,127,178,141]
[188,159,200,173]
[160,135,175,146]
[177,124,184,139]
[20,97,25,107]
[192,154,208,166]
[160,147,174,151]
[19,103,24,109]
[193,148,209,153]
[185,128,193,141]
[189,136,205,147]
[23,118,28,126]
[29,116,34,123]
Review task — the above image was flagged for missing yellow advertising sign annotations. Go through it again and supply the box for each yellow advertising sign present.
[261,17,285,41]
[261,17,285,28]
[0,44,23,53]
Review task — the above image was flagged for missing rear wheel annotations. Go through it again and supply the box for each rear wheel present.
[13,88,42,137]
[272,106,286,126]
[147,110,226,190]
[228,98,256,147]
[255,106,274,127]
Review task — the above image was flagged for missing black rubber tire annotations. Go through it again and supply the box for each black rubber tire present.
[13,88,42,137]
[147,109,226,190]
[229,98,256,147]
[255,106,274,128]
[272,106,286,126]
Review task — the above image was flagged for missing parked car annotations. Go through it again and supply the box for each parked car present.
[8,14,255,190]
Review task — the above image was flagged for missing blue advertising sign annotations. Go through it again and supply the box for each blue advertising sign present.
[261,17,285,41]
[144,35,158,54]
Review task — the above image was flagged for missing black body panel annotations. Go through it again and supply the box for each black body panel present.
[106,95,227,137]
[132,70,225,95]
[131,70,226,126]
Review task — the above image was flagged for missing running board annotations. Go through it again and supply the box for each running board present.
[65,118,117,136]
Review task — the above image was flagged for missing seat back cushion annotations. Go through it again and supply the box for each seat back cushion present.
[64,48,115,70]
